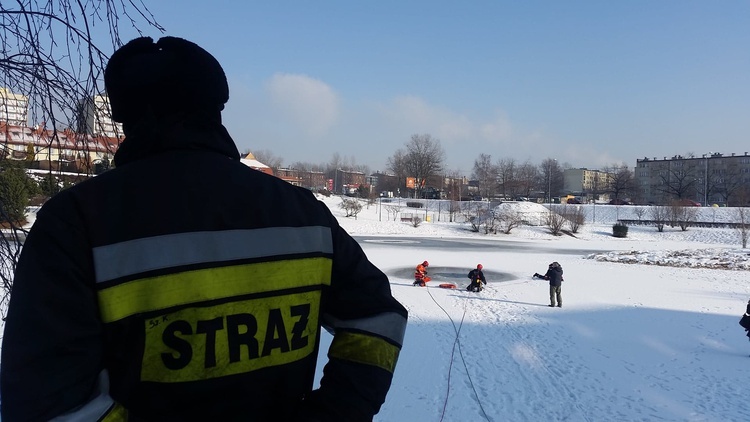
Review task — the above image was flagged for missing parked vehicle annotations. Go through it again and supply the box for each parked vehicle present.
[608,199,631,205]
[674,199,701,207]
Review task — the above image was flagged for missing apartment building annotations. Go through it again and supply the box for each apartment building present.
[635,153,750,206]
[334,168,366,195]
[78,95,123,138]
[0,87,29,126]
[563,168,612,200]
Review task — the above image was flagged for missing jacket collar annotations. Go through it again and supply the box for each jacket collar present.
[114,115,240,167]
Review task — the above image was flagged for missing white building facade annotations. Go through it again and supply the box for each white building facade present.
[0,87,29,126]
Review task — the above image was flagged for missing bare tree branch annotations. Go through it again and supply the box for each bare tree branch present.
[1,0,162,321]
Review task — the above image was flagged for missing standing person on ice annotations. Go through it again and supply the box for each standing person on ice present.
[740,298,750,344]
[413,260,430,286]
[0,35,407,421]
[467,264,486,292]
[534,261,564,307]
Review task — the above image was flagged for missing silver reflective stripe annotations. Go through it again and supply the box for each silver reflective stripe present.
[93,226,333,283]
[50,370,114,421]
[322,312,407,346]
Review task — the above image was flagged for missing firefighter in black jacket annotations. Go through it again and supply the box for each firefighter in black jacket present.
[534,262,564,307]
[1,36,407,422]
[467,264,486,292]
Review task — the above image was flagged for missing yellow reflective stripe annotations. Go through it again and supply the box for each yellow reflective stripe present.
[100,403,128,422]
[328,331,400,374]
[141,291,320,383]
[98,257,331,323]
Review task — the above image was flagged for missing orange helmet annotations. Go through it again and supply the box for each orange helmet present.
[422,261,429,267]
[477,264,483,270]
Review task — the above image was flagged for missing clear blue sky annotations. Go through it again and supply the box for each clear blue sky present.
[120,0,750,175]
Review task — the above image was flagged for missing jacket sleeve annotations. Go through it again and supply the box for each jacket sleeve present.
[0,198,128,421]
[303,211,407,421]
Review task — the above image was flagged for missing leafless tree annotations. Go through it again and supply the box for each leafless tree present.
[327,152,342,172]
[735,206,749,248]
[667,203,697,231]
[324,153,341,185]
[649,205,669,232]
[249,149,283,169]
[495,205,524,234]
[460,201,489,232]
[339,198,362,218]
[444,170,463,222]
[714,165,745,206]
[683,207,698,230]
[496,157,516,198]
[545,210,566,236]
[365,190,378,207]
[384,204,403,221]
[633,207,646,221]
[1,1,162,320]
[386,149,408,197]
[335,154,367,175]
[289,161,311,171]
[342,154,357,171]
[564,205,586,233]
[738,186,750,207]
[516,161,538,198]
[539,158,563,202]
[603,163,635,202]
[356,164,371,179]
[402,134,444,199]
[481,209,498,234]
[472,153,496,199]
[657,164,699,200]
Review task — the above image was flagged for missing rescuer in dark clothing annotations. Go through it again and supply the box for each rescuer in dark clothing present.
[466,264,486,292]
[741,299,750,342]
[1,36,407,422]
[534,261,564,307]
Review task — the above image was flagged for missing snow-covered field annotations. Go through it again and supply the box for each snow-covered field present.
[2,198,750,421]
[316,196,750,422]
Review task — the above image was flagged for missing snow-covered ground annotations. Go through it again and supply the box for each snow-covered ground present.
[315,196,750,422]
[2,197,750,421]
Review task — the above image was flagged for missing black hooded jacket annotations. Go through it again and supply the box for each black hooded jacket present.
[467,269,486,285]
[1,120,407,421]
[544,265,564,287]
